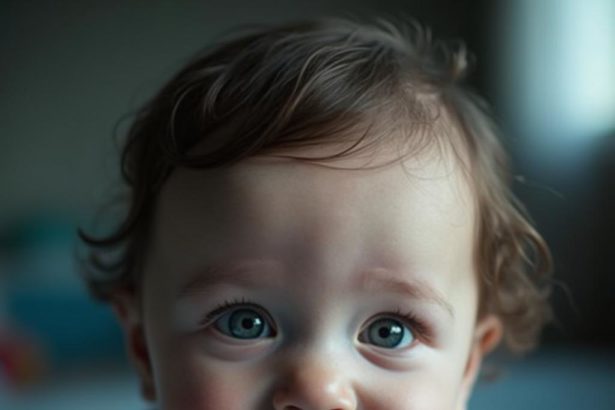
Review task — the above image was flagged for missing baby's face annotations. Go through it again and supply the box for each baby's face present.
[123,149,500,409]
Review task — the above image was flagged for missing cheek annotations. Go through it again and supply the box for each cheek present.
[152,345,258,410]
[367,371,461,409]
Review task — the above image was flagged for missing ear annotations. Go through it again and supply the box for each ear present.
[111,291,156,402]
[457,314,503,409]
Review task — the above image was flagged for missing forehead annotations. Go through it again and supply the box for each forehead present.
[147,146,478,296]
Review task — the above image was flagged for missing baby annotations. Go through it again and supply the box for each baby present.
[80,17,552,409]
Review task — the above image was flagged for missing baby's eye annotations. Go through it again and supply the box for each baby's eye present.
[359,317,415,349]
[213,307,275,339]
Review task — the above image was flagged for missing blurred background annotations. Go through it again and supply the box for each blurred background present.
[1,0,613,409]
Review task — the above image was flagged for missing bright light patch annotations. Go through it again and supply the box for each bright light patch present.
[559,0,615,138]
[503,0,615,143]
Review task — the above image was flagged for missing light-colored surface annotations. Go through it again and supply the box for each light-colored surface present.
[2,347,614,409]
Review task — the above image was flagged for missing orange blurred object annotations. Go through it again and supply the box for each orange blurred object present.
[0,329,47,387]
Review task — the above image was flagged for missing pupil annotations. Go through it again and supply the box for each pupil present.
[242,318,254,329]
[378,327,391,338]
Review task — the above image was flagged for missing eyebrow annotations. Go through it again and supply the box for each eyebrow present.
[177,261,284,298]
[352,269,455,318]
[176,264,454,318]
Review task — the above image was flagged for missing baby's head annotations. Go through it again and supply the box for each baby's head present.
[81,17,551,409]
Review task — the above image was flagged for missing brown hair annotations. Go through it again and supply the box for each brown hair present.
[79,17,552,353]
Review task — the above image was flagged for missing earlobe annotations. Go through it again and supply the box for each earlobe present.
[111,291,157,402]
[474,315,503,356]
[457,314,503,408]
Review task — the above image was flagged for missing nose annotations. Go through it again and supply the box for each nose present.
[271,356,357,410]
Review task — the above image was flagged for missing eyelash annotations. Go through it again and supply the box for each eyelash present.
[201,297,264,326]
[202,298,432,341]
[382,308,430,340]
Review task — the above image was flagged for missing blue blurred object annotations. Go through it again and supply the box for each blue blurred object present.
[1,213,124,369]
[470,346,615,409]
[6,287,124,366]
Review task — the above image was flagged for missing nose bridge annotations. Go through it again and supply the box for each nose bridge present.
[272,343,358,410]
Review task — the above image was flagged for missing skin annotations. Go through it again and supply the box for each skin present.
[114,145,502,410]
